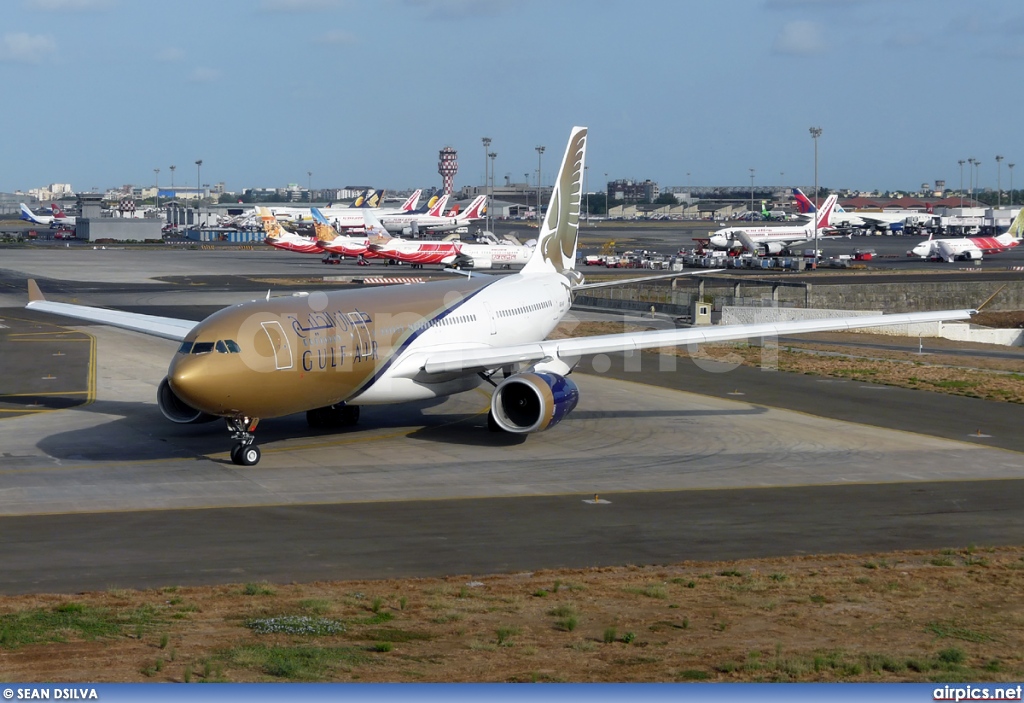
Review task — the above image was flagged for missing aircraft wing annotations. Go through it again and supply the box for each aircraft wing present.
[416,309,974,375]
[25,280,197,341]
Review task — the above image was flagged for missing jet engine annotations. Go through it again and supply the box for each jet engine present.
[489,372,579,433]
[157,377,218,424]
[762,242,785,255]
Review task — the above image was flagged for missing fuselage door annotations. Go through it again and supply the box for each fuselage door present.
[260,320,293,370]
[482,302,497,335]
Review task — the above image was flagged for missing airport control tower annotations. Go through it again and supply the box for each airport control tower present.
[438,146,458,197]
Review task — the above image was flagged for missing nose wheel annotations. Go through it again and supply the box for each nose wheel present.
[227,417,261,466]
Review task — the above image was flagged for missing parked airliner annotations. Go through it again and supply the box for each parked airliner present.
[25,127,972,466]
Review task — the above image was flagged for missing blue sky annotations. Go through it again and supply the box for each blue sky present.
[2,0,1021,195]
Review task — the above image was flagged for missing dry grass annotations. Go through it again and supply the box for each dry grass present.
[2,547,1022,682]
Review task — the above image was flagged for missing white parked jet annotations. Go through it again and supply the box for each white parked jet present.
[24,126,973,466]
[909,209,1024,262]
[709,195,840,254]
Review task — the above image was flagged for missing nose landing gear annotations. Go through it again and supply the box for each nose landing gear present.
[228,417,261,466]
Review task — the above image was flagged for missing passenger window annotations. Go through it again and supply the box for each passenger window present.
[225,340,241,353]
[191,342,215,354]
[215,340,228,353]
[177,341,193,354]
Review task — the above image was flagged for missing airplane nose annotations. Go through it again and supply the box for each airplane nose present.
[168,355,217,414]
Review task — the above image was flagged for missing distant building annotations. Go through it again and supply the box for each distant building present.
[608,179,659,204]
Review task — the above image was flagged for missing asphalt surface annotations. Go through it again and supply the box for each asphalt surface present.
[0,248,1022,595]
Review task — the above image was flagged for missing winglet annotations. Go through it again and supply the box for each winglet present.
[28,278,44,303]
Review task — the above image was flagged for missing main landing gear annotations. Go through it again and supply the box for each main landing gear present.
[228,417,261,466]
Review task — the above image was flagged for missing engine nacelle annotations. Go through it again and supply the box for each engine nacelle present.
[762,242,785,255]
[960,249,983,261]
[490,372,579,434]
[157,376,218,424]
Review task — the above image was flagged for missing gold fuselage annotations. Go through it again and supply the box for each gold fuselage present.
[167,276,493,419]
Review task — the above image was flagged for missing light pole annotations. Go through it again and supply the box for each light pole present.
[974,160,981,204]
[748,168,755,213]
[195,160,203,209]
[958,159,965,207]
[169,164,176,197]
[996,155,1004,208]
[604,172,609,217]
[153,168,159,208]
[1010,163,1015,208]
[535,145,545,222]
[584,165,589,224]
[967,158,976,202]
[525,173,530,217]
[307,171,312,202]
[809,126,823,265]
[488,151,497,231]
[481,137,491,191]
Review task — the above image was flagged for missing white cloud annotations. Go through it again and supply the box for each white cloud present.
[189,67,222,83]
[0,32,57,64]
[316,29,357,45]
[772,20,827,55]
[24,0,115,11]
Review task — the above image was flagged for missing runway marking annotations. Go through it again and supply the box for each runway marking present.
[4,476,1023,519]
[0,391,90,397]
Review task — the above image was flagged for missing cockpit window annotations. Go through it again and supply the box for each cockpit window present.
[191,342,215,354]
[177,341,193,354]
[215,340,228,354]
[225,340,241,353]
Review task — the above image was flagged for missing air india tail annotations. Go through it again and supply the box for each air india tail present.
[426,194,450,217]
[456,195,488,222]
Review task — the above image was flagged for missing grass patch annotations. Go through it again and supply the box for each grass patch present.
[224,644,369,681]
[496,626,520,646]
[926,622,994,643]
[242,582,276,596]
[0,603,161,649]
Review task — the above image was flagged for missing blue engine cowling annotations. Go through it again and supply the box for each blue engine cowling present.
[490,372,579,433]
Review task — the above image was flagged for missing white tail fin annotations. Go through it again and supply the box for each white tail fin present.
[814,194,838,229]
[522,126,587,275]
[456,195,487,222]
[426,194,449,217]
[400,189,422,212]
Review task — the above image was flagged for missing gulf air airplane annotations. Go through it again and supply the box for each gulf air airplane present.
[25,127,973,466]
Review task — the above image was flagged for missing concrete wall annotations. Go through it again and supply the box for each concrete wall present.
[720,307,1022,346]
[79,218,163,242]
[579,276,1024,313]
[721,306,943,337]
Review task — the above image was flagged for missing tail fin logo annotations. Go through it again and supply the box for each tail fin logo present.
[792,188,816,214]
[523,126,587,275]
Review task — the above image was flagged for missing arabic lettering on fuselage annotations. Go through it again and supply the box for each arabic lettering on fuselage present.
[288,309,373,338]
